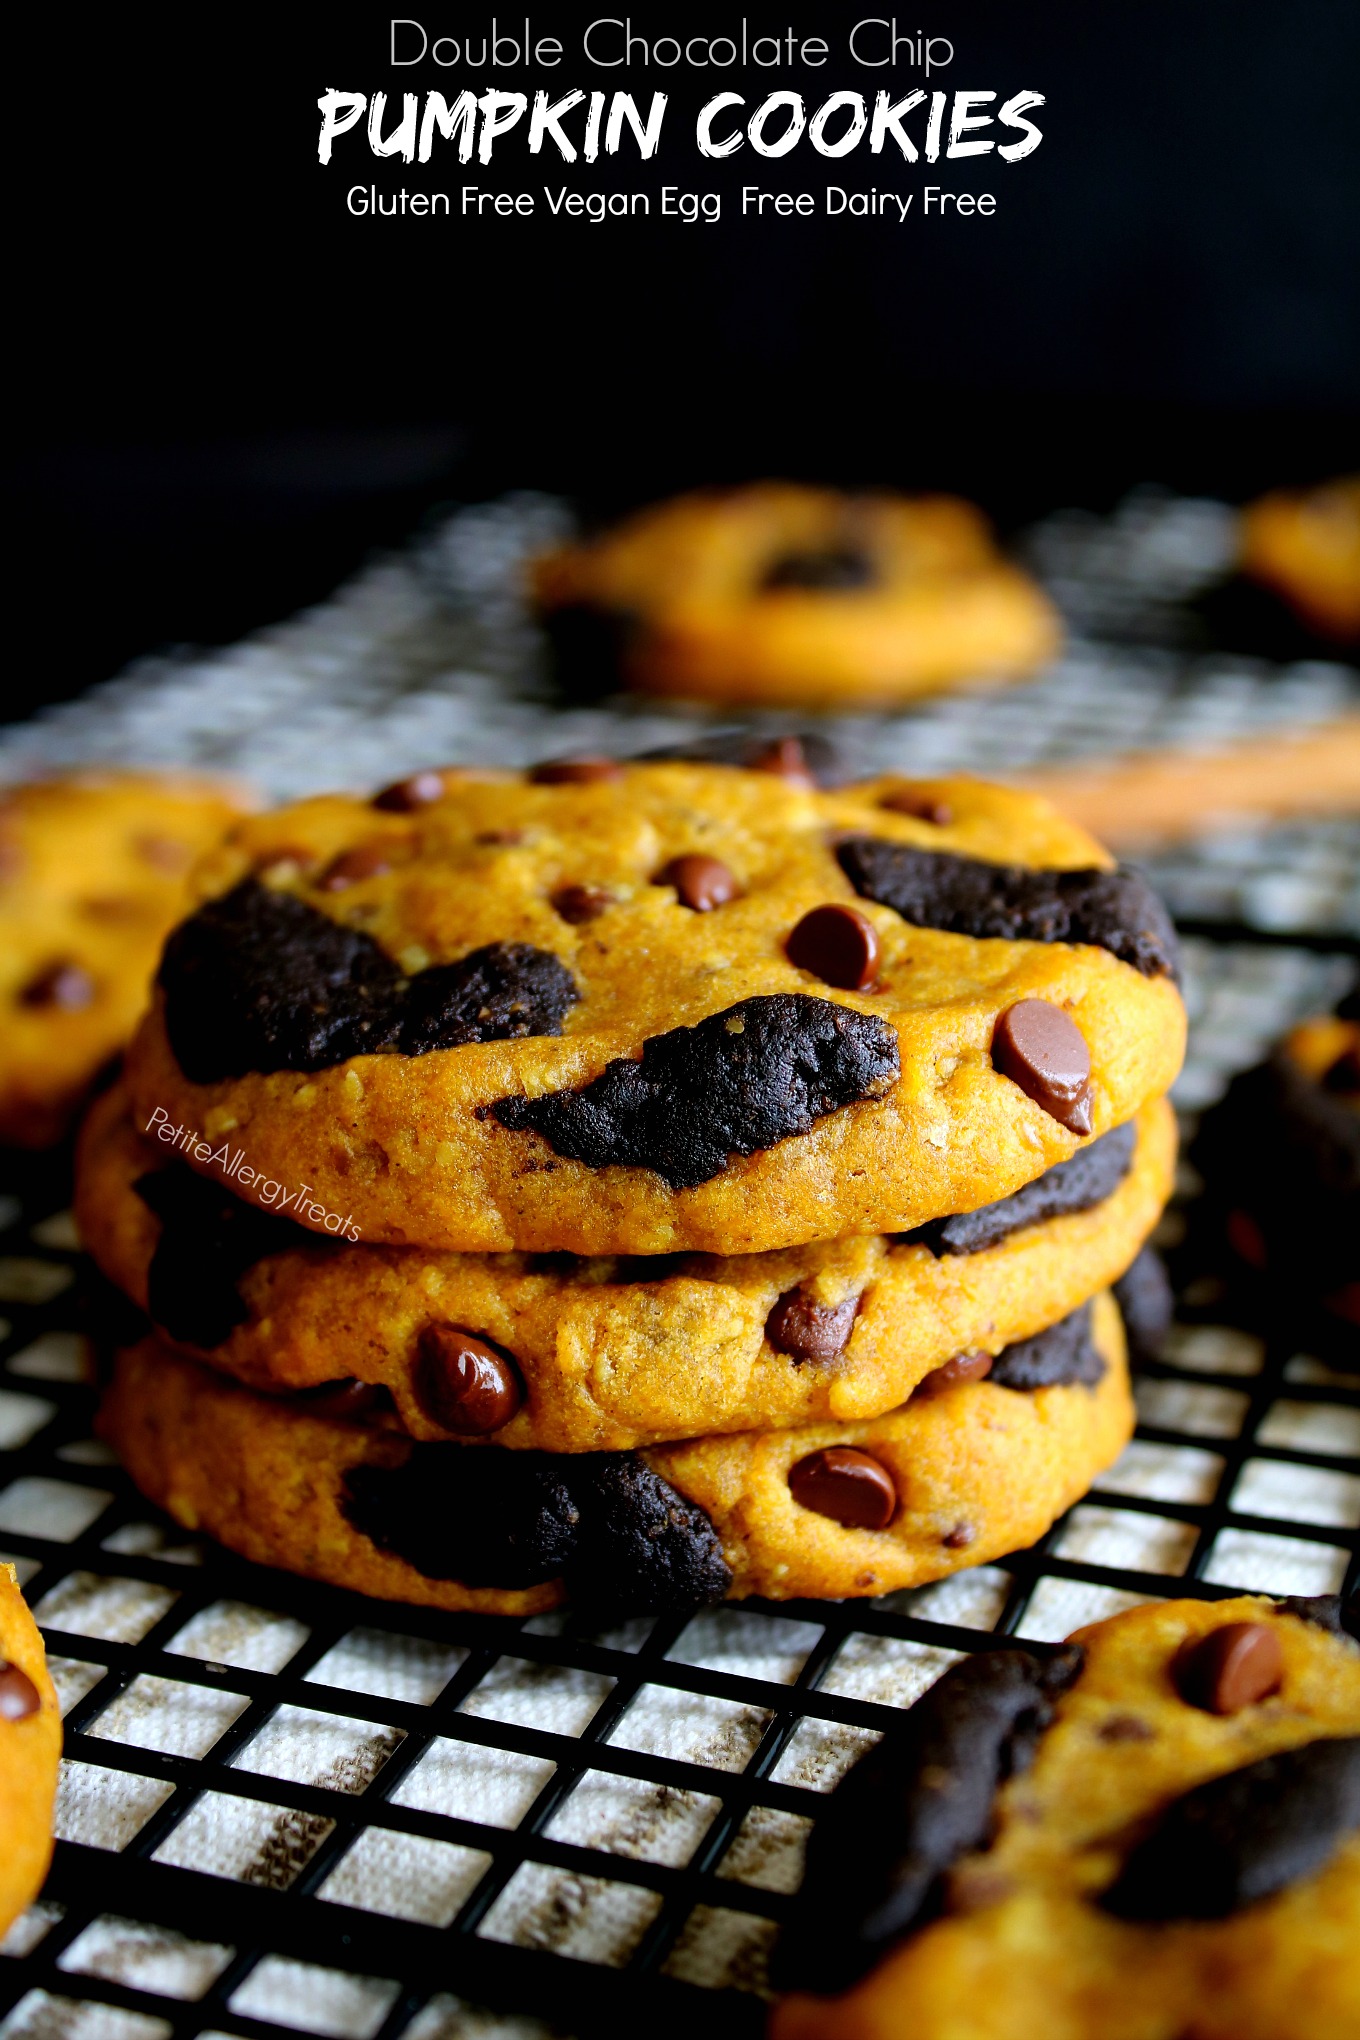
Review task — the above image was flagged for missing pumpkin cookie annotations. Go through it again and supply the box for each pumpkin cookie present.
[1240,477,1360,643]
[0,1564,61,1938]
[99,1292,1132,1615]
[772,1592,1360,2040]
[0,771,252,1146]
[122,764,1185,1255]
[531,483,1061,706]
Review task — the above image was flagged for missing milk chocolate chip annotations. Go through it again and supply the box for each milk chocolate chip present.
[789,1447,897,1529]
[552,884,613,925]
[530,757,623,785]
[787,904,880,992]
[20,961,96,1010]
[417,1326,523,1436]
[747,735,817,789]
[1174,1623,1284,1715]
[319,841,395,891]
[657,855,739,912]
[0,1661,40,1720]
[992,1000,1094,1134]
[371,770,445,812]
[766,1290,858,1364]
[913,1349,994,1401]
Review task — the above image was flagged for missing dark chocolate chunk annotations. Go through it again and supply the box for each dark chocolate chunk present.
[901,1121,1136,1257]
[1174,1623,1284,1714]
[416,1326,523,1436]
[1102,1736,1360,1920]
[0,1660,41,1720]
[987,1303,1104,1391]
[492,994,899,1190]
[837,837,1180,981]
[1274,1592,1360,1643]
[772,1644,1085,1993]
[343,1445,580,1588]
[992,1001,1094,1135]
[20,961,96,1010]
[656,855,739,913]
[135,1163,323,1349]
[159,880,578,1080]
[766,1290,858,1364]
[762,547,876,591]
[789,1447,897,1529]
[1114,1246,1175,1363]
[787,904,880,992]
[566,1456,732,1614]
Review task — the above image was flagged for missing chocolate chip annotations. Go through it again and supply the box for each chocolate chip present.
[530,757,623,785]
[319,841,395,890]
[637,729,845,787]
[492,993,899,1190]
[1175,1623,1285,1714]
[789,1447,897,1529]
[343,1445,580,1588]
[566,1456,732,1614]
[160,881,579,1080]
[762,547,876,591]
[942,1522,976,1549]
[136,1164,325,1348]
[1102,1736,1360,1921]
[992,1000,1094,1134]
[912,1349,994,1401]
[656,855,739,912]
[0,1660,40,1720]
[880,790,954,826]
[1274,1591,1360,1642]
[294,1379,399,1426]
[787,904,880,992]
[1114,1245,1175,1364]
[766,1290,858,1364]
[416,1326,523,1436]
[901,1121,1136,1257]
[371,770,445,812]
[771,1643,1085,1993]
[987,1303,1105,1391]
[837,838,1181,981]
[20,961,96,1010]
[1098,1714,1155,1743]
[747,735,817,789]
[551,884,613,925]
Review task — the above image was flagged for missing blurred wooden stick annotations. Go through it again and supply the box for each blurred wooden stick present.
[1012,715,1360,849]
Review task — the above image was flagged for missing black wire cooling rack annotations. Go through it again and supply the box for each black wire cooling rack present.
[0,926,1357,2040]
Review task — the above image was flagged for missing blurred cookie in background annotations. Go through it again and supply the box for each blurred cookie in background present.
[1239,476,1360,645]
[0,1564,60,1939]
[531,483,1061,708]
[0,772,253,1147]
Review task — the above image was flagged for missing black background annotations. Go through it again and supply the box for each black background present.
[11,1,1360,717]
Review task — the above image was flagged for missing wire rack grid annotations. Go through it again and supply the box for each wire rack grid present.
[0,493,1356,2040]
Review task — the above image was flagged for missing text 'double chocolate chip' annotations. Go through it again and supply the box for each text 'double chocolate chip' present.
[656,855,739,912]
[530,757,622,785]
[20,961,96,1010]
[0,1660,40,1720]
[765,1290,858,1364]
[787,904,880,991]
[992,1000,1094,1134]
[789,1447,897,1529]
[371,770,446,812]
[159,880,579,1080]
[1174,1623,1284,1715]
[771,1643,1085,1993]
[837,836,1180,981]
[1102,1736,1360,1920]
[912,1349,994,1401]
[417,1325,523,1436]
[492,993,899,1190]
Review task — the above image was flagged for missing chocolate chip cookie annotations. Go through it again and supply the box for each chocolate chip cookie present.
[772,1592,1360,2039]
[122,765,1185,1255]
[99,1291,1132,1614]
[531,483,1062,706]
[0,1565,60,1938]
[79,1080,1173,1450]
[1240,476,1360,643]
[0,771,252,1146]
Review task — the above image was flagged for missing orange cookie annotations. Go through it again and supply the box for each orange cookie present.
[0,1564,61,1938]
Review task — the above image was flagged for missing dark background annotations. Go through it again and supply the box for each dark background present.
[11,1,1360,720]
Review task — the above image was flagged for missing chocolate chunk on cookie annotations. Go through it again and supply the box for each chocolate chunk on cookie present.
[837,838,1180,981]
[987,1303,1105,1391]
[1102,1736,1360,1920]
[1274,1591,1360,1643]
[568,1456,732,1613]
[1113,1245,1174,1363]
[343,1445,580,1589]
[492,994,899,1191]
[136,1163,323,1348]
[773,1644,1084,1993]
[160,880,578,1079]
[902,1120,1136,1257]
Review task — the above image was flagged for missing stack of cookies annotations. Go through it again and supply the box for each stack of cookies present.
[81,748,1186,1617]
